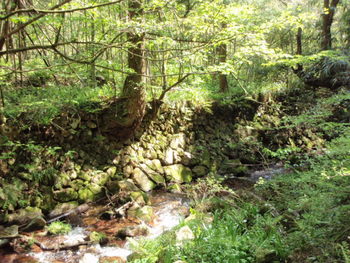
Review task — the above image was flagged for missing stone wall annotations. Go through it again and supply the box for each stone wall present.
[48,101,255,207]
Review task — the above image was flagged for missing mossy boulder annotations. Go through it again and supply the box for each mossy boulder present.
[78,188,95,202]
[78,171,91,182]
[168,183,182,193]
[128,205,154,222]
[106,166,117,177]
[164,164,192,183]
[91,171,109,186]
[6,207,43,225]
[170,133,186,149]
[88,183,102,194]
[148,172,166,185]
[130,191,149,205]
[53,188,79,202]
[164,148,175,165]
[118,179,140,192]
[132,168,156,192]
[49,202,79,218]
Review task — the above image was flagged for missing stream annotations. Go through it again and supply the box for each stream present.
[0,165,289,263]
[0,192,190,263]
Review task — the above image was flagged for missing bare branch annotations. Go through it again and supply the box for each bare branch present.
[0,0,125,21]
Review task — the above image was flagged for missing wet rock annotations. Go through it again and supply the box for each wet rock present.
[49,202,79,218]
[164,164,192,183]
[176,226,194,243]
[53,188,79,202]
[21,216,46,232]
[6,207,43,226]
[1,255,39,263]
[132,168,156,192]
[0,225,19,239]
[192,165,208,177]
[128,205,154,222]
[79,253,99,263]
[130,191,148,205]
[89,231,107,244]
[116,225,149,239]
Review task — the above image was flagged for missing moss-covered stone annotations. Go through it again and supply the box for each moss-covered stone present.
[164,164,192,183]
[130,191,148,205]
[89,183,102,194]
[91,171,109,186]
[49,202,79,218]
[168,183,182,193]
[78,188,95,202]
[6,207,44,226]
[53,188,78,202]
[132,168,156,192]
[148,172,166,185]
[118,179,140,192]
[78,171,91,182]
[128,205,154,222]
[164,148,175,165]
[170,133,186,150]
[106,166,117,177]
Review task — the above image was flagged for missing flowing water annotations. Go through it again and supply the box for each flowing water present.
[1,192,190,263]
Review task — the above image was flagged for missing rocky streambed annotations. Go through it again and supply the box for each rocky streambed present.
[0,191,190,263]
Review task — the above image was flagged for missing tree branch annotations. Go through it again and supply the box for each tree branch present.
[0,0,73,51]
[0,0,125,21]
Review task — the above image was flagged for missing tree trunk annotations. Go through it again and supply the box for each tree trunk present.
[321,0,340,50]
[217,23,228,93]
[117,0,146,130]
[296,27,302,55]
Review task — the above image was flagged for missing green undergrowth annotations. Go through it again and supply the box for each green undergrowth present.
[3,84,115,125]
[129,129,350,263]
[47,221,72,235]
[2,76,291,126]
[129,201,287,263]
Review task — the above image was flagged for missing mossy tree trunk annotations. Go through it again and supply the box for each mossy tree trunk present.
[116,0,146,131]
